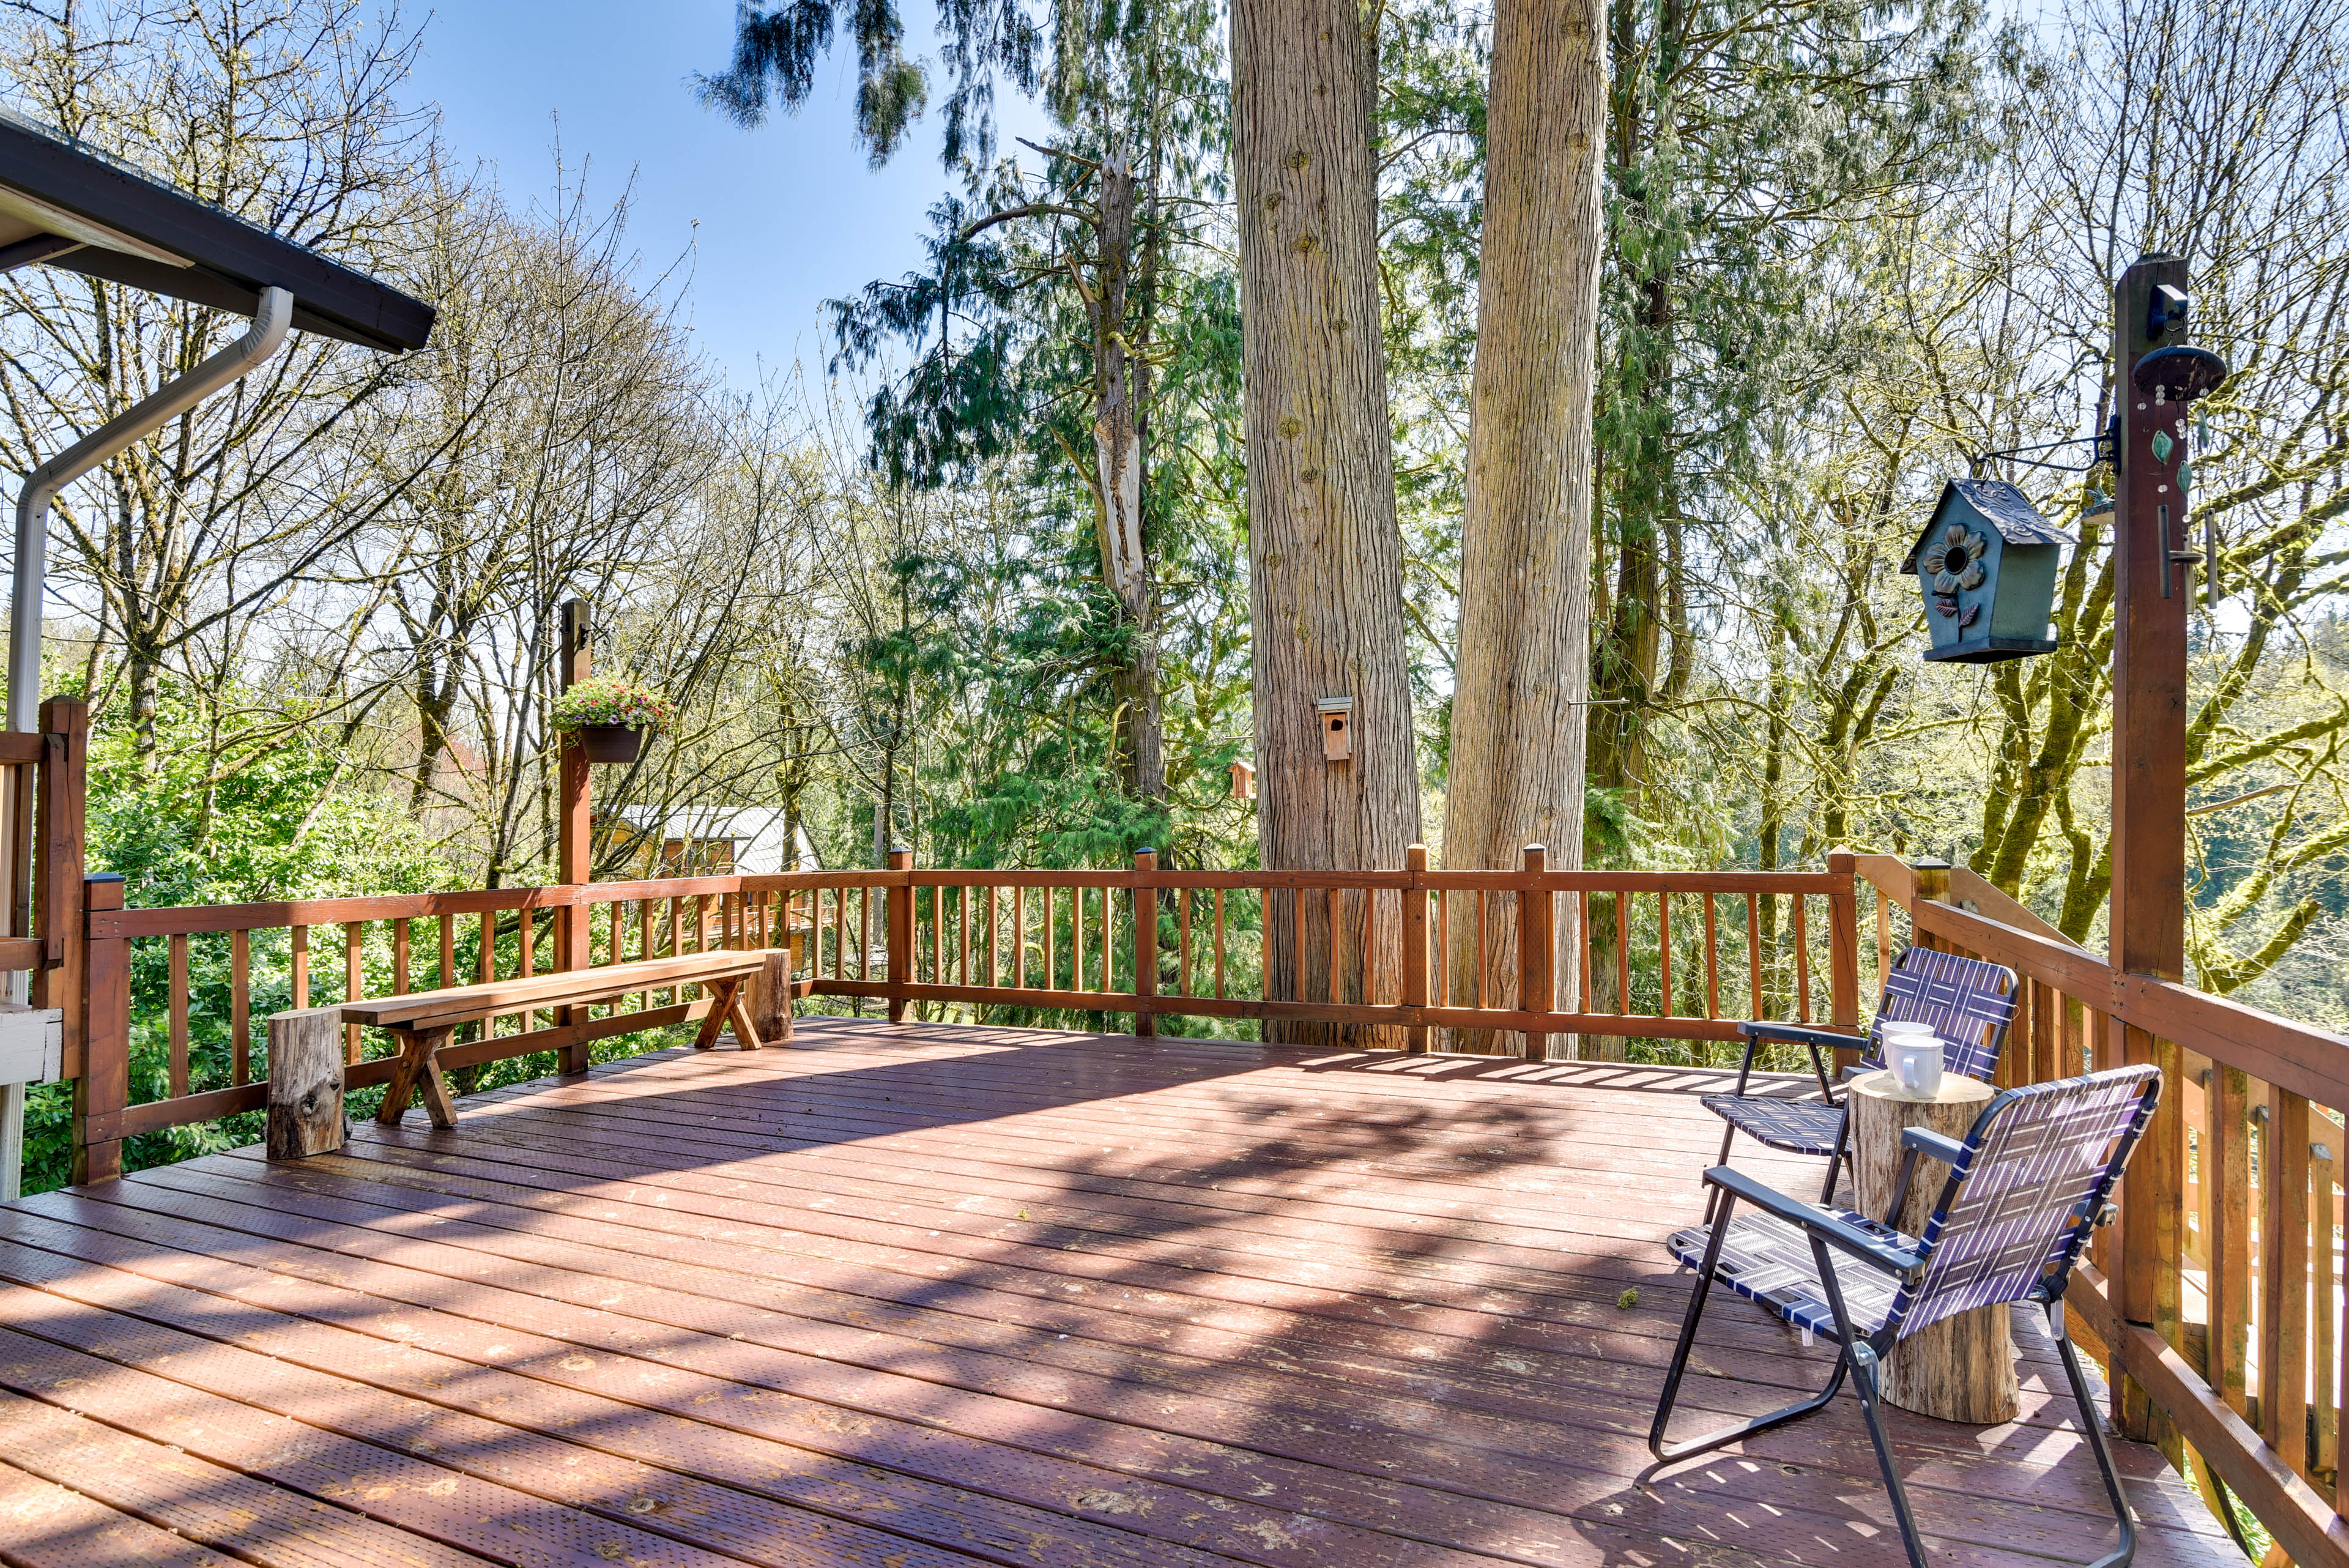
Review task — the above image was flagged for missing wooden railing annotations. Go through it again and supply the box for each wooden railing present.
[765,846,1857,1052]
[1858,854,2349,1568]
[70,845,1857,1176]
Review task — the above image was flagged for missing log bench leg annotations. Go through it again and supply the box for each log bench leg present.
[377,1024,457,1129]
[692,979,740,1050]
[726,983,764,1050]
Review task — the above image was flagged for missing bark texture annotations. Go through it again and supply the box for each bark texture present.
[1234,0,1420,1042]
[1441,0,1608,1054]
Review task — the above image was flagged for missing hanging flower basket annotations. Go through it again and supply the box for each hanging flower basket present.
[577,724,645,764]
[551,676,673,765]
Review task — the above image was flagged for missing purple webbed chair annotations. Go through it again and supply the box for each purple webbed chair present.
[1650,1065,2164,1568]
[1702,945,2021,1209]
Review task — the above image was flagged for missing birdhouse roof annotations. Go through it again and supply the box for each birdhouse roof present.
[1899,478,2076,574]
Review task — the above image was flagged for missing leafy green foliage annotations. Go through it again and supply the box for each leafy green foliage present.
[24,674,452,1192]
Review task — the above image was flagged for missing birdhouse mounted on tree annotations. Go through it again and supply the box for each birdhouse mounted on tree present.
[1900,478,2076,663]
[1229,759,1256,800]
[1318,697,1354,761]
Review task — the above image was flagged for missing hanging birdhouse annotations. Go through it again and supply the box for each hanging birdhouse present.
[1900,478,2076,664]
[1229,759,1256,800]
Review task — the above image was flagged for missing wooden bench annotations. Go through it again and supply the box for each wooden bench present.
[341,951,776,1129]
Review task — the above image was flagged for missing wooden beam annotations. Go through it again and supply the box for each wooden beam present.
[1518,845,1551,1060]
[886,849,912,1024]
[557,599,592,1074]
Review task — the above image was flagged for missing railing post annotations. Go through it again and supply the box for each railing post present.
[74,872,125,1184]
[1131,849,1157,1038]
[886,847,913,1023]
[10,697,86,1200]
[1401,844,1428,1053]
[555,600,592,1074]
[1826,849,1860,1076]
[1518,844,1551,1061]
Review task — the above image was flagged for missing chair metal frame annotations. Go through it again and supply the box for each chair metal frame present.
[1650,1066,2163,1568]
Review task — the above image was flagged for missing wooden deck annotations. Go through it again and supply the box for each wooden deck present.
[0,1017,2235,1568]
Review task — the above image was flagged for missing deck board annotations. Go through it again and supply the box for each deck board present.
[0,1017,2236,1568]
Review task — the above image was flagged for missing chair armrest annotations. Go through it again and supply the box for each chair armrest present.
[1901,1128,1968,1167]
[1737,1021,1868,1051]
[1702,1165,1927,1283]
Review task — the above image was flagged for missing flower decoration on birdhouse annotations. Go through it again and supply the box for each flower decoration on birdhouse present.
[1921,524,1989,596]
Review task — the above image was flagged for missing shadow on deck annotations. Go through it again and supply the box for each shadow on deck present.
[0,1014,2237,1568]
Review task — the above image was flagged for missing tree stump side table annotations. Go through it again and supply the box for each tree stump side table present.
[1847,1068,2019,1424]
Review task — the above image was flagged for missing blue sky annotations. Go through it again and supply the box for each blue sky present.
[398,1,1052,389]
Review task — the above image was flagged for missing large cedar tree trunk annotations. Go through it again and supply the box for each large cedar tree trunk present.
[1441,0,1608,1055]
[1233,0,1420,1044]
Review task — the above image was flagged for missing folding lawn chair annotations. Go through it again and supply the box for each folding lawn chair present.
[1703,945,2021,1210]
[1650,1064,2164,1568]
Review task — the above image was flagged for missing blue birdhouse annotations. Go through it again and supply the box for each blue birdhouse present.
[1900,479,2076,663]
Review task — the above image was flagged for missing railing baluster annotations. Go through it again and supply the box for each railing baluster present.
[1213,888,1225,999]
[291,924,309,1009]
[960,886,971,987]
[518,906,536,1032]
[168,932,190,1098]
[1434,889,1450,1008]
[1015,886,1028,989]
[2263,1090,2313,1477]
[345,921,366,1064]
[394,918,411,996]
[1327,886,1341,1005]
[440,913,456,990]
[230,927,250,1085]
[1658,891,1672,1020]
[1475,891,1488,1009]
[1876,891,1891,990]
[478,910,496,1038]
[1072,886,1084,992]
[1704,894,1719,1021]
[1792,896,1809,1025]
[988,885,1000,987]
[1104,884,1116,996]
[1178,889,1191,997]
[1578,890,1591,1017]
[1745,894,1761,1020]
[1296,888,1315,1001]
[1046,886,1058,990]
[642,897,658,1006]
[2311,1135,2337,1490]
[1615,891,1630,1017]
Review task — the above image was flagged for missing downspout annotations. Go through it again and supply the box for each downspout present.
[0,284,291,1201]
[8,284,293,732]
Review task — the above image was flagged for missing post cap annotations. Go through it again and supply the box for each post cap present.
[1133,847,1156,858]
[1523,842,1546,853]
[1910,858,1952,869]
[85,872,124,883]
